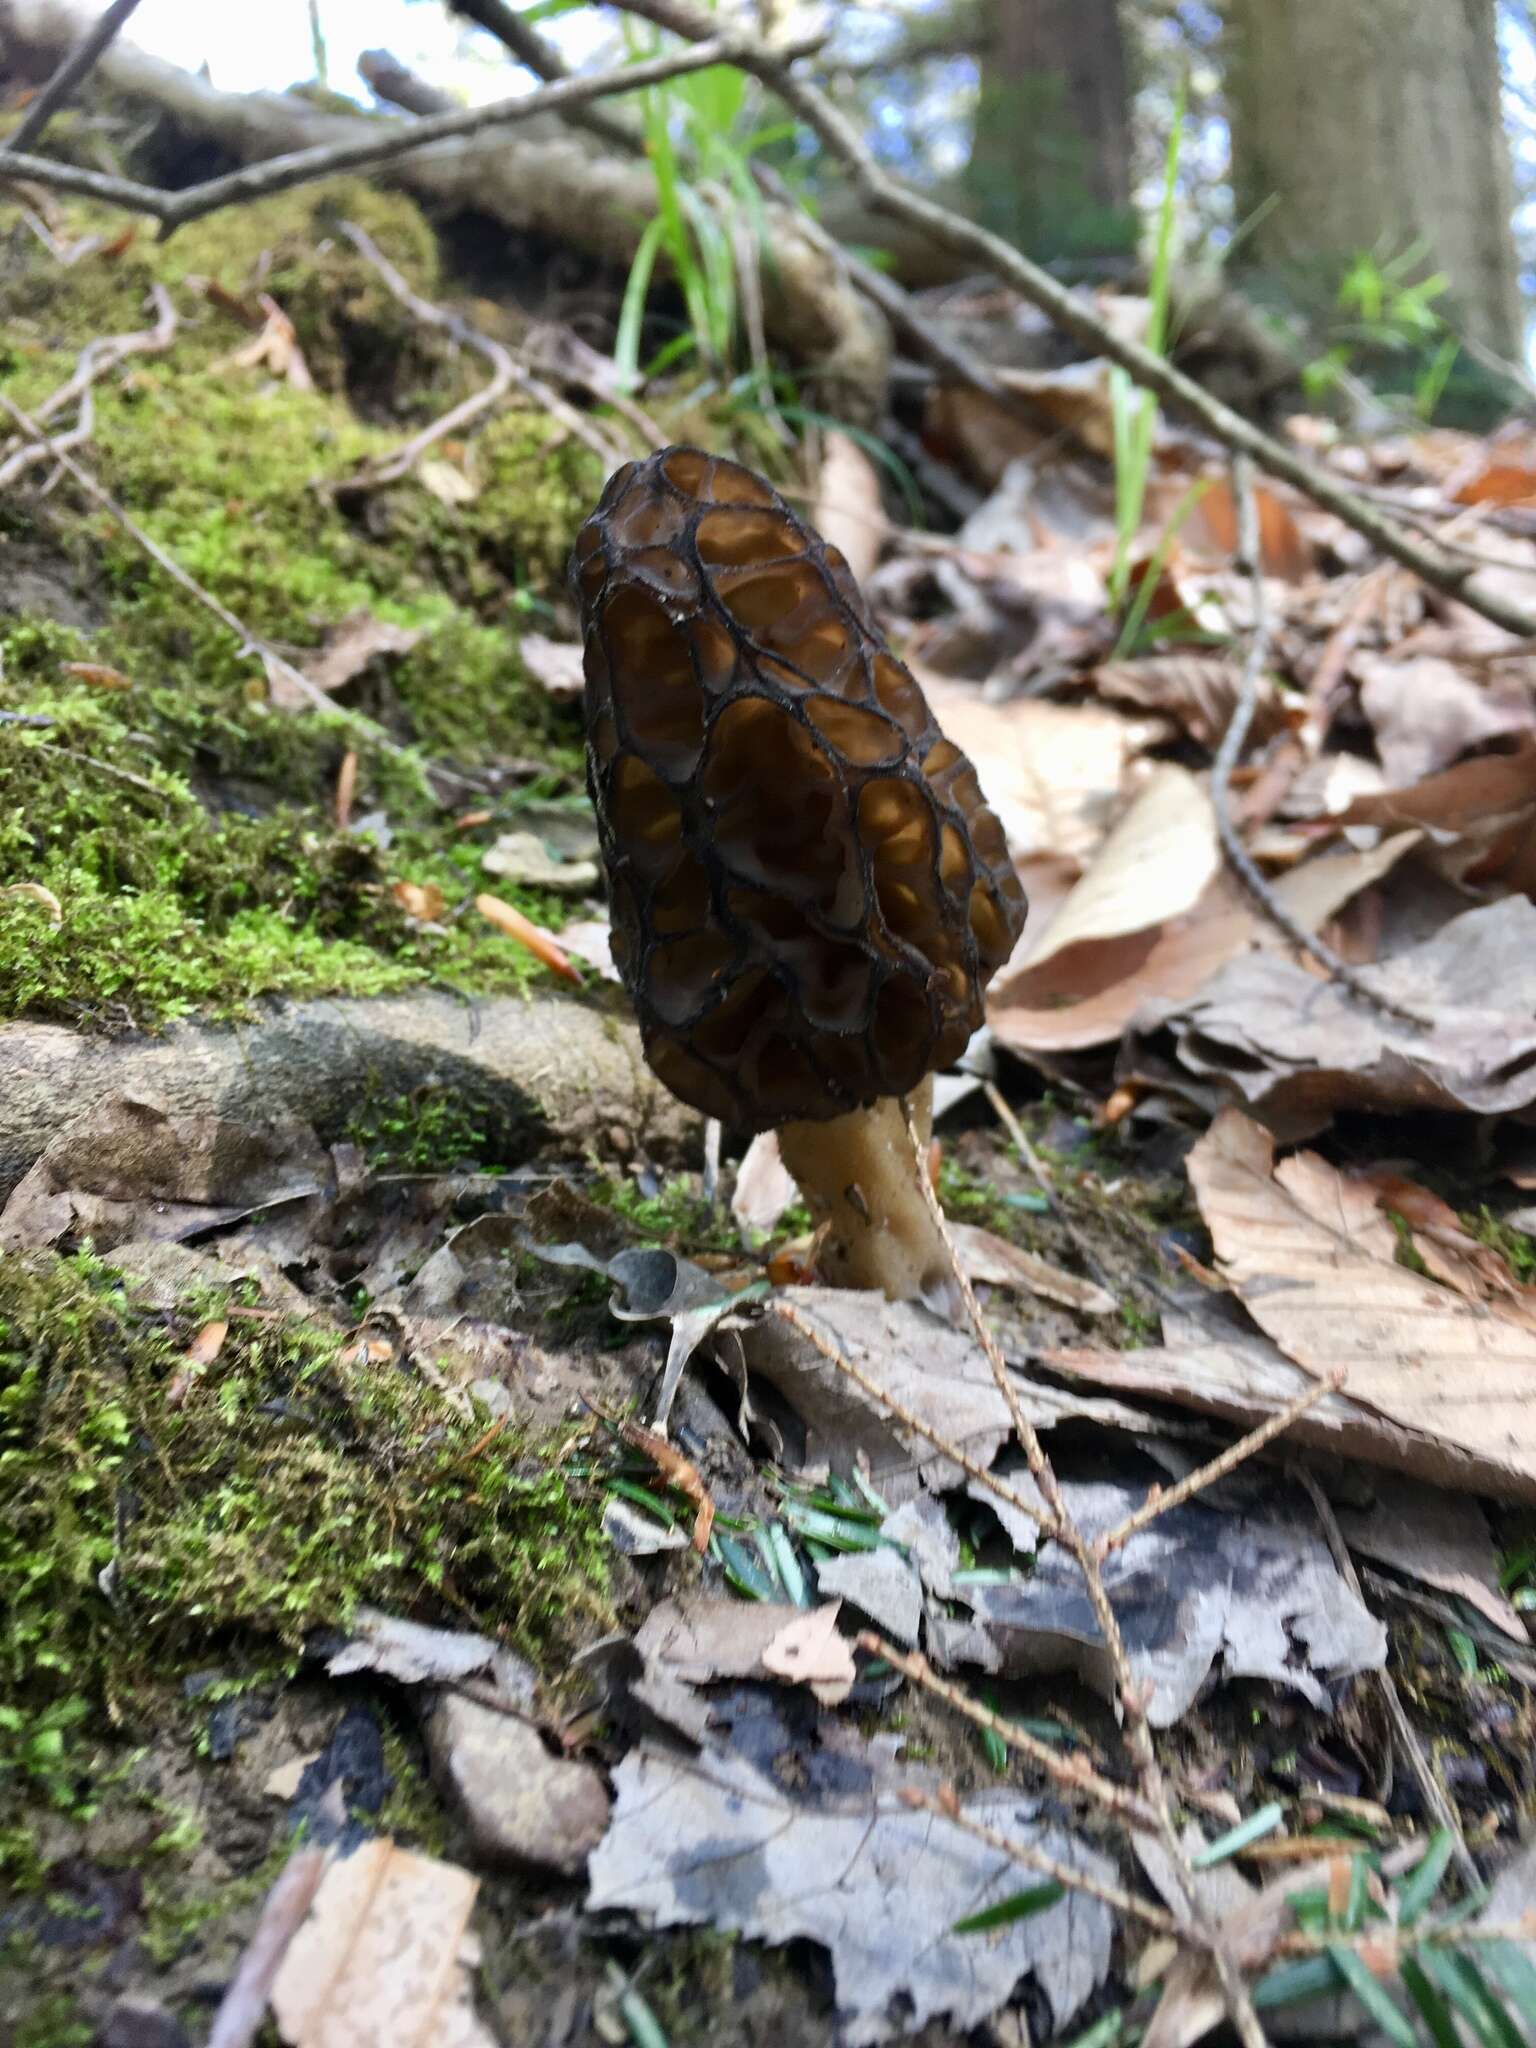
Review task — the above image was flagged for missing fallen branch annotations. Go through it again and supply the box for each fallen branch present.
[1212,455,1433,1028]
[444,0,639,156]
[609,0,1536,642]
[6,0,142,151]
[0,30,821,230]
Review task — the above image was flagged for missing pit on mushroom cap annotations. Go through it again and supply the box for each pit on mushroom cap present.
[573,445,1027,1307]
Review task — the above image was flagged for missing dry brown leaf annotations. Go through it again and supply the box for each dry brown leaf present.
[61,660,133,691]
[1354,652,1536,785]
[616,1414,715,1551]
[812,430,884,588]
[1359,1169,1536,1334]
[731,1129,799,1237]
[270,1839,491,2048]
[215,294,314,391]
[951,1221,1115,1314]
[1187,1108,1536,1500]
[1092,653,1291,749]
[1014,765,1217,970]
[1180,474,1311,580]
[271,612,422,709]
[916,669,1156,865]
[1329,733,1536,892]
[391,880,446,923]
[989,835,1417,1054]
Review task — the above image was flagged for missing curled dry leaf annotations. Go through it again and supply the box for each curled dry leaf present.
[1,882,63,925]
[989,833,1417,1054]
[950,1220,1115,1315]
[1187,1108,1536,1501]
[1359,1168,1536,1333]
[812,429,885,588]
[1328,732,1536,893]
[615,1413,715,1551]
[1092,653,1291,749]
[1354,652,1536,786]
[391,879,446,923]
[61,660,133,691]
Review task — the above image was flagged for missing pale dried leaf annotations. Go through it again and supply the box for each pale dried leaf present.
[1093,654,1290,748]
[1,881,63,924]
[990,835,1416,1053]
[518,632,584,701]
[731,1129,798,1236]
[1187,1109,1536,1499]
[952,1221,1115,1314]
[589,1738,1113,2043]
[481,830,598,895]
[813,430,884,588]
[1129,896,1536,1134]
[1355,652,1536,784]
[761,1601,857,1704]
[418,457,478,505]
[271,1839,490,2048]
[290,612,422,705]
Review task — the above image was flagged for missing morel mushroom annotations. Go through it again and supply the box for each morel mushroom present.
[572,446,1027,1307]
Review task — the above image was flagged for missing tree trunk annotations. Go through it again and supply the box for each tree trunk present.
[964,0,1134,265]
[1223,0,1523,362]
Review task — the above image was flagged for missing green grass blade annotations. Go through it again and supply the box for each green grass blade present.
[953,1881,1064,1934]
[1325,1943,1416,2047]
[1252,1955,1344,2011]
[1478,1940,1536,2029]
[1397,1829,1456,1925]
[613,216,669,392]
[1421,1945,1523,2048]
[1191,1800,1285,1867]
[1400,1956,1464,2048]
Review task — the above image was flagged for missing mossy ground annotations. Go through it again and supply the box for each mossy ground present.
[1,178,602,1027]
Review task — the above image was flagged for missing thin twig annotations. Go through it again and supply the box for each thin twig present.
[895,1101,1272,2048]
[8,0,145,154]
[1093,1371,1346,1559]
[1213,456,1432,1029]
[0,34,823,234]
[444,0,639,154]
[608,0,1536,642]
[333,221,621,489]
[980,1079,1120,1301]
[0,391,334,716]
[1290,1465,1484,1899]
[0,283,176,487]
[899,1788,1182,1937]
[38,741,187,803]
[767,1298,1059,1538]
[859,1636,1160,1833]
[206,1842,328,2048]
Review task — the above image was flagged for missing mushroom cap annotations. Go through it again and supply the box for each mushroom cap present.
[571,445,1027,1128]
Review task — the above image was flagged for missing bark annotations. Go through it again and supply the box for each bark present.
[1224,0,1523,361]
[0,994,697,1199]
[964,0,1134,263]
[0,0,889,416]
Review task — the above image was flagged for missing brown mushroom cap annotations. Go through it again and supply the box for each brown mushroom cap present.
[571,445,1028,1128]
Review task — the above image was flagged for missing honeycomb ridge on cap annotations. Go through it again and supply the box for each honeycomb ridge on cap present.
[572,444,1027,1128]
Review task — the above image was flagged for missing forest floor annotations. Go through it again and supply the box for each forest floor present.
[3,175,1536,2048]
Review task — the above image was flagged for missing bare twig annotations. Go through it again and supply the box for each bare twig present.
[892,1102,1271,2047]
[0,391,341,715]
[0,33,822,234]
[1291,1465,1484,1898]
[206,1842,328,2048]
[767,1298,1059,1538]
[333,221,621,489]
[979,1079,1120,1300]
[444,0,639,154]
[1093,1371,1346,1558]
[898,1787,1182,1936]
[8,0,145,153]
[608,0,1536,642]
[1213,456,1432,1028]
[859,1636,1160,1833]
[0,282,176,487]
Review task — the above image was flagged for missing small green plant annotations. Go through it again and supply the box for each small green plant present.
[1302,242,1461,423]
[1106,86,1213,658]
[614,29,789,398]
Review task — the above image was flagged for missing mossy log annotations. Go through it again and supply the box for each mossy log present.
[0,0,889,419]
[0,993,698,1196]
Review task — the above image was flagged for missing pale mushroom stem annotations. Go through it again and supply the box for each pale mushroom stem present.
[778,1076,958,1313]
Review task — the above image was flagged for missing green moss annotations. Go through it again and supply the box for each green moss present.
[0,1249,611,1867]
[587,1173,743,1256]
[1465,1207,1536,1283]
[344,1088,500,1174]
[1,180,603,1027]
